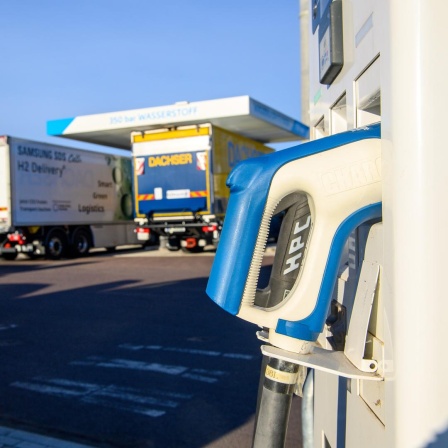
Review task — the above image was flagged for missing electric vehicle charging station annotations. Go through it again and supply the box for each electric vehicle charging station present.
[207,1,448,447]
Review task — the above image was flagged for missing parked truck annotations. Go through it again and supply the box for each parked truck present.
[132,124,273,252]
[0,135,141,260]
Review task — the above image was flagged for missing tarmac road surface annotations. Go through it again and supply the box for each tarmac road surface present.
[0,247,301,447]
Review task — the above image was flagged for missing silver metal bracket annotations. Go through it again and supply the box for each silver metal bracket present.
[260,344,383,382]
[256,236,383,382]
[344,260,381,374]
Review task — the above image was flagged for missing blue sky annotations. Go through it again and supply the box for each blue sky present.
[0,1,302,151]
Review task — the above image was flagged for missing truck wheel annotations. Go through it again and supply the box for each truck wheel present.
[45,229,68,260]
[2,251,18,261]
[70,228,91,257]
[25,252,40,260]
[166,236,180,251]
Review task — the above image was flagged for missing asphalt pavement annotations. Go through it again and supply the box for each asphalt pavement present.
[0,246,301,447]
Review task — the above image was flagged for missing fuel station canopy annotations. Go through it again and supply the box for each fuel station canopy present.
[47,96,309,150]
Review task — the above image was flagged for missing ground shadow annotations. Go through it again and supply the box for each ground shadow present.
[0,272,268,448]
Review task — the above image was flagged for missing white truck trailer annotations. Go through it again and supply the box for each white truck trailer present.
[0,136,140,260]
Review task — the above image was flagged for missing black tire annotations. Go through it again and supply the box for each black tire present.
[25,252,40,260]
[70,228,91,257]
[106,247,116,253]
[166,236,180,251]
[45,228,68,260]
[2,250,18,261]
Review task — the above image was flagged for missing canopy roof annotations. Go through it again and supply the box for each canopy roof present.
[47,96,309,150]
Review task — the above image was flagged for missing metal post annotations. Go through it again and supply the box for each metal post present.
[301,368,314,448]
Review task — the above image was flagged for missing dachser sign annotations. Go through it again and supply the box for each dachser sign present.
[148,153,193,167]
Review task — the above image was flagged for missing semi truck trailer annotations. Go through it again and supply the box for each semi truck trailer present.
[0,135,140,260]
[132,124,273,252]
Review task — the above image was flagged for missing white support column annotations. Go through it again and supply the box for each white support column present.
[388,1,448,446]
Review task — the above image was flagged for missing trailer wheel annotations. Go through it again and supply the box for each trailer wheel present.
[166,236,180,251]
[70,228,91,257]
[45,229,68,260]
[25,253,40,260]
[2,251,18,261]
